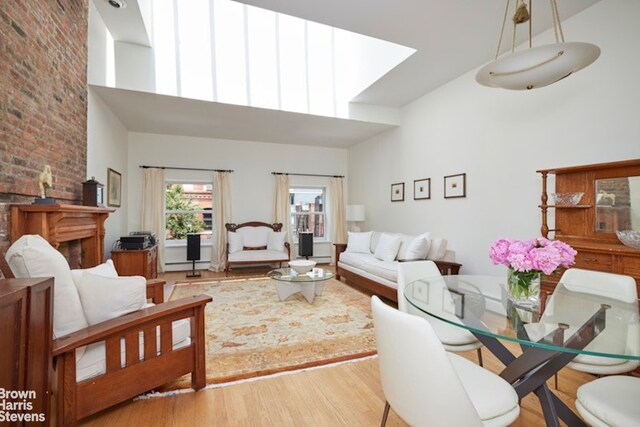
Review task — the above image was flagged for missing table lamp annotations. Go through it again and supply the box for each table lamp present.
[346,205,365,232]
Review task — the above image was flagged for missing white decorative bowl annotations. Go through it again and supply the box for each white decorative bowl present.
[551,192,584,205]
[616,230,640,249]
[288,260,316,274]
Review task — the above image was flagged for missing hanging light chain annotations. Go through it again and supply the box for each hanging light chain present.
[550,0,565,43]
[494,0,512,59]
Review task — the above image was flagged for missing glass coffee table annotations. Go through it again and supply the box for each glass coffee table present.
[267,267,334,304]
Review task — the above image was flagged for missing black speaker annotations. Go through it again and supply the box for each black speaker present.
[298,232,313,259]
[187,233,201,261]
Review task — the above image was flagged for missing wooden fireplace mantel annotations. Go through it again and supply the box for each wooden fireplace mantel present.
[10,204,115,268]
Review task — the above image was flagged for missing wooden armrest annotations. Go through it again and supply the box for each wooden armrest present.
[434,260,462,275]
[52,294,212,356]
[146,278,166,303]
[334,243,347,263]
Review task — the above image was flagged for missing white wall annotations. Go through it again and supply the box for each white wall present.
[127,133,347,270]
[87,88,129,260]
[348,0,640,275]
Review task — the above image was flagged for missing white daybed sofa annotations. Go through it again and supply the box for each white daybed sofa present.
[225,222,291,274]
[334,231,461,302]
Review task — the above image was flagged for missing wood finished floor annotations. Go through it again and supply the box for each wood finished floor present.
[80,267,596,426]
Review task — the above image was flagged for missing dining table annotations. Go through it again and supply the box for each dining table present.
[403,274,640,427]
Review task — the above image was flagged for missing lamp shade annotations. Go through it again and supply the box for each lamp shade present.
[476,42,600,90]
[346,205,365,222]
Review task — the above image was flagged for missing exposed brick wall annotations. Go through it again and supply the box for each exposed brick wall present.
[0,0,89,255]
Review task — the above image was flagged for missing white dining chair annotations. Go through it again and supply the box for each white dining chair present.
[576,375,640,427]
[527,268,640,389]
[397,261,484,365]
[371,296,520,427]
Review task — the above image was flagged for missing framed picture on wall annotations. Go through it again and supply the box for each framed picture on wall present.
[391,182,405,202]
[107,168,122,207]
[444,173,466,199]
[413,178,431,200]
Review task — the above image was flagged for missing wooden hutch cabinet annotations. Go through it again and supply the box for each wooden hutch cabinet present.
[538,159,640,293]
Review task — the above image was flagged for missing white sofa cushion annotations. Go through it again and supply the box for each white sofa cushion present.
[5,235,89,339]
[374,233,402,262]
[228,249,289,262]
[76,316,191,382]
[339,252,373,271]
[364,258,399,282]
[267,231,286,252]
[238,226,270,247]
[427,237,448,260]
[227,231,243,253]
[403,233,432,261]
[345,231,372,254]
[70,259,119,287]
[75,272,147,326]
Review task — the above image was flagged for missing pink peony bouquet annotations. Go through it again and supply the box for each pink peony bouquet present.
[489,237,577,276]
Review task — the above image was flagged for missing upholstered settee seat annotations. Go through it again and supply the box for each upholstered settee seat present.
[228,249,289,263]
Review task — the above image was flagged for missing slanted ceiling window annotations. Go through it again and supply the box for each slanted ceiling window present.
[151,0,415,118]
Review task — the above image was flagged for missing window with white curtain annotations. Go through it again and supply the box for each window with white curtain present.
[165,182,212,246]
[289,187,326,241]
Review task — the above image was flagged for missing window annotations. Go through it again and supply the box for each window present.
[165,182,212,245]
[290,187,326,240]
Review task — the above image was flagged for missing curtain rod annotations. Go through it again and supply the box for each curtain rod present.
[140,165,233,173]
[272,172,344,178]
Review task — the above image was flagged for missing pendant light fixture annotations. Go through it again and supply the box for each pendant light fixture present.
[476,0,600,90]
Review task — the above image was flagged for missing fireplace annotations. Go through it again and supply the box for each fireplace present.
[10,204,115,268]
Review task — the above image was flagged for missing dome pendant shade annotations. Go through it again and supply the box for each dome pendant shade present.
[476,42,600,90]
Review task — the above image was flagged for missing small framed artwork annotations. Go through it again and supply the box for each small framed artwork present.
[391,182,405,202]
[413,178,431,200]
[444,173,466,199]
[107,168,122,207]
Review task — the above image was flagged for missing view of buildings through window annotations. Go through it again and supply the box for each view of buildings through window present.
[165,183,212,243]
[290,187,325,240]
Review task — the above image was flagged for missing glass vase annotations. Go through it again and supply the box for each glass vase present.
[507,267,541,308]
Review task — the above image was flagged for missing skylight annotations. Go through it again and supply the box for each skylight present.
[150,0,415,118]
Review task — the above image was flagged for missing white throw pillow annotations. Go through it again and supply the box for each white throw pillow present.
[76,272,147,326]
[345,231,373,254]
[428,238,448,260]
[5,235,89,339]
[70,259,119,288]
[227,232,243,253]
[404,232,432,260]
[374,233,402,262]
[267,231,286,252]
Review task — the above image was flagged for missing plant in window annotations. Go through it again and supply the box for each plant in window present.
[166,184,205,240]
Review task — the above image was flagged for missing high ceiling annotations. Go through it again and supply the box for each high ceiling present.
[236,0,601,107]
[92,0,602,147]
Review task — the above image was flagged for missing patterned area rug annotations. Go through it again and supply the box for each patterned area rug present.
[162,277,376,390]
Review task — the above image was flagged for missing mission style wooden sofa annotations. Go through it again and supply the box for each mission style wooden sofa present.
[2,235,212,426]
[225,222,290,274]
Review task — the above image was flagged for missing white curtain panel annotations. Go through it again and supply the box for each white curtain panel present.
[141,168,165,273]
[210,171,232,272]
[329,177,347,264]
[273,174,292,244]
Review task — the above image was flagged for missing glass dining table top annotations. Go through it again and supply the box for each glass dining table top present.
[404,275,640,361]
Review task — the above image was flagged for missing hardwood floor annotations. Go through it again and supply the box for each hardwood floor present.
[80,267,596,426]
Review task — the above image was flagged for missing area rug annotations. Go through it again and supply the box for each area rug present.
[161,277,376,390]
